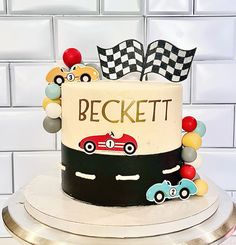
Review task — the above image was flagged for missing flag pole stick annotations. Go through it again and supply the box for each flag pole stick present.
[140,71,144,81]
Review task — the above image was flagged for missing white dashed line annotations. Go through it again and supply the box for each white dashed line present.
[162,165,180,175]
[116,174,140,181]
[75,171,96,180]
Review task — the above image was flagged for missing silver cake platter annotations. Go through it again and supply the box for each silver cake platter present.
[2,173,236,245]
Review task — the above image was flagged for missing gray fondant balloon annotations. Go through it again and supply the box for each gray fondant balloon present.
[181,147,197,163]
[193,172,200,181]
[43,116,61,133]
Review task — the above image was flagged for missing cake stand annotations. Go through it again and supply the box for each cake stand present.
[2,171,236,245]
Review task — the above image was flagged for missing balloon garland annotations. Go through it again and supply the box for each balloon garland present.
[43,48,82,133]
[181,116,208,196]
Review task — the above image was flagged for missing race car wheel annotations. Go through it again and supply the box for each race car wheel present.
[154,191,165,204]
[54,75,65,86]
[179,188,190,200]
[124,143,136,155]
[80,73,91,82]
[84,141,96,154]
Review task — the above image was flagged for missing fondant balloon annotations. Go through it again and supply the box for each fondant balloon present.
[193,172,200,181]
[63,48,82,68]
[45,103,61,119]
[42,97,61,110]
[194,120,206,137]
[43,117,61,133]
[45,83,61,100]
[181,147,197,162]
[182,116,197,132]
[194,179,208,196]
[188,153,202,169]
[182,132,202,150]
[180,164,196,180]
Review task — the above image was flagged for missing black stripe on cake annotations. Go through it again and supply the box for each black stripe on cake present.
[61,144,183,206]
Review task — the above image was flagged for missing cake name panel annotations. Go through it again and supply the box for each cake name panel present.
[61,80,183,155]
[78,98,172,123]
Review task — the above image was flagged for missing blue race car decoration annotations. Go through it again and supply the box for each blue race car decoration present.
[146,178,198,204]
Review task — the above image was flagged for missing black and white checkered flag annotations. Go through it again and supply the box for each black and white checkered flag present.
[142,40,196,82]
[97,39,196,82]
[97,39,144,80]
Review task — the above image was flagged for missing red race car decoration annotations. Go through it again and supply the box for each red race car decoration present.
[79,132,138,155]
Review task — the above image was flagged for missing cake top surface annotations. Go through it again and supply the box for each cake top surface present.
[61,80,182,90]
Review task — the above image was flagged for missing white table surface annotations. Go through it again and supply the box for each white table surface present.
[0,236,236,245]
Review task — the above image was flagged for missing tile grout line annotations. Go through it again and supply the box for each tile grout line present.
[7,63,13,107]
[11,152,15,194]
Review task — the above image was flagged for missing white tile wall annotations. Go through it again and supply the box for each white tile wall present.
[11,63,55,106]
[195,0,236,15]
[8,0,99,15]
[101,0,142,15]
[0,153,12,194]
[233,192,236,201]
[147,0,192,15]
[147,17,236,60]
[0,64,10,106]
[0,17,53,61]
[192,61,236,104]
[56,133,61,150]
[0,108,55,151]
[234,109,236,147]
[199,149,236,190]
[13,151,60,191]
[183,105,234,147]
[147,72,191,104]
[0,0,5,14]
[0,1,236,241]
[226,191,233,198]
[55,17,144,61]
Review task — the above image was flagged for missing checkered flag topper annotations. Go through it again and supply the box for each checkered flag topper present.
[143,40,196,82]
[97,39,144,80]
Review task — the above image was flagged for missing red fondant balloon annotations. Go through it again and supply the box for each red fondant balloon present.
[180,164,196,180]
[182,116,197,132]
[63,48,82,68]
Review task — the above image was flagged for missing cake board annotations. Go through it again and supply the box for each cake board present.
[2,171,236,244]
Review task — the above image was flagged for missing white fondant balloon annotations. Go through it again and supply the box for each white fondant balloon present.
[188,153,202,169]
[45,103,61,119]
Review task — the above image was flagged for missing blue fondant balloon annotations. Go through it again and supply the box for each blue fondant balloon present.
[194,121,206,137]
[45,83,61,99]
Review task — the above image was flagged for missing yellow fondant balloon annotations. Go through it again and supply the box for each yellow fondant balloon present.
[194,179,208,196]
[182,132,202,150]
[42,97,61,110]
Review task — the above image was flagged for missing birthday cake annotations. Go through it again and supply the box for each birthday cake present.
[42,40,208,207]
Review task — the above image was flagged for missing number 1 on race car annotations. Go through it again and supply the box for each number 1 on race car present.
[106,139,115,148]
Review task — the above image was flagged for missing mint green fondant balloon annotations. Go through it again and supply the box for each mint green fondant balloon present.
[194,121,206,137]
[45,83,61,99]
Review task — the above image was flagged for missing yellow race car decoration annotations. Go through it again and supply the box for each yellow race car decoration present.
[46,64,100,85]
